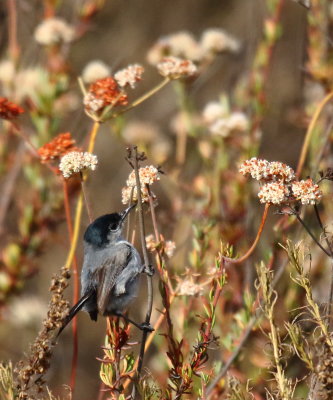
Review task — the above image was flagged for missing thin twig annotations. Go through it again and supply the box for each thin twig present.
[130,146,153,396]
[80,171,93,223]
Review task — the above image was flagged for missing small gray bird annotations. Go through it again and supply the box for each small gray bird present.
[57,204,153,336]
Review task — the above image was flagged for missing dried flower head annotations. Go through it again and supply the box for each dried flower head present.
[202,101,228,125]
[0,97,24,120]
[209,112,249,137]
[145,234,157,252]
[84,77,128,114]
[157,56,197,79]
[165,240,176,258]
[34,17,75,45]
[200,28,240,54]
[239,158,295,182]
[82,60,111,83]
[147,31,203,64]
[38,132,79,163]
[59,151,98,178]
[258,181,289,205]
[114,64,144,89]
[122,165,160,204]
[291,179,322,205]
[178,279,203,296]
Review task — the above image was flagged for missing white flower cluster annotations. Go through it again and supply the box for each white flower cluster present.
[291,179,322,205]
[34,17,75,46]
[178,280,203,296]
[239,158,295,182]
[147,29,240,65]
[203,101,249,138]
[114,64,144,89]
[157,56,197,79]
[122,166,160,204]
[239,158,322,206]
[83,92,104,113]
[145,234,176,258]
[82,60,111,84]
[59,151,98,178]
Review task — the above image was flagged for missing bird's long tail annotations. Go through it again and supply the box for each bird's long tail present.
[56,291,94,338]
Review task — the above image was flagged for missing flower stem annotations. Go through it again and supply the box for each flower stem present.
[223,203,270,264]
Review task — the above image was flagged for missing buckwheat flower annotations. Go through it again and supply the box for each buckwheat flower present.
[178,279,203,296]
[291,179,322,205]
[200,28,240,54]
[126,165,160,187]
[239,158,295,182]
[210,112,249,137]
[147,31,203,65]
[59,151,98,178]
[157,56,197,79]
[114,64,144,89]
[82,60,111,83]
[145,234,157,252]
[202,101,228,125]
[0,60,15,84]
[122,166,160,204]
[38,132,79,163]
[165,240,176,258]
[84,77,128,113]
[0,97,24,120]
[34,17,75,45]
[258,181,289,205]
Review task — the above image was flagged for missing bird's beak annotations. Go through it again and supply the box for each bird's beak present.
[120,203,137,221]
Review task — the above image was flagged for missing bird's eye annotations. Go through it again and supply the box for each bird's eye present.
[110,223,118,231]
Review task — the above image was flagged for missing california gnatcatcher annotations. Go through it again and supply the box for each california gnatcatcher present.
[57,203,153,337]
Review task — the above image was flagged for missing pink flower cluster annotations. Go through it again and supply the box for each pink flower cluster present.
[239,157,322,206]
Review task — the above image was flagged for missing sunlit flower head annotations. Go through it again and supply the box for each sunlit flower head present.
[200,28,240,54]
[0,60,15,84]
[114,64,144,89]
[209,112,249,137]
[258,181,289,205]
[38,132,79,163]
[122,166,160,204]
[291,179,322,205]
[59,151,98,178]
[239,158,295,182]
[0,97,24,120]
[202,101,228,125]
[34,17,75,45]
[147,31,203,65]
[165,240,176,258]
[82,60,111,84]
[157,56,197,79]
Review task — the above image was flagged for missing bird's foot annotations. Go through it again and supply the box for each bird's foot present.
[139,322,154,332]
[143,264,154,276]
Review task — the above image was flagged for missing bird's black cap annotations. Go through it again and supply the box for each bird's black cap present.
[83,205,136,247]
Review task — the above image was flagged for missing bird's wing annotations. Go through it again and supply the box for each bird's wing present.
[94,243,132,314]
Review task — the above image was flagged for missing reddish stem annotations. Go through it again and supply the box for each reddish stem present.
[63,180,80,393]
[223,203,270,264]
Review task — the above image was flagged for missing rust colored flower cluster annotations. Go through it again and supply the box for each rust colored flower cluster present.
[0,97,24,120]
[239,157,322,206]
[38,132,79,163]
[84,76,128,114]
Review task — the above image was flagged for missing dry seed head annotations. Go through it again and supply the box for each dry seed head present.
[165,240,176,258]
[157,56,197,79]
[114,64,144,89]
[258,181,289,205]
[209,112,249,137]
[82,60,111,83]
[200,28,240,53]
[59,151,98,178]
[0,97,24,120]
[291,179,322,205]
[34,17,74,45]
[178,280,203,296]
[126,165,160,187]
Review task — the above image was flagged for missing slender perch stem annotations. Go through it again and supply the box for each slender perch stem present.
[223,203,270,264]
[131,147,154,384]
